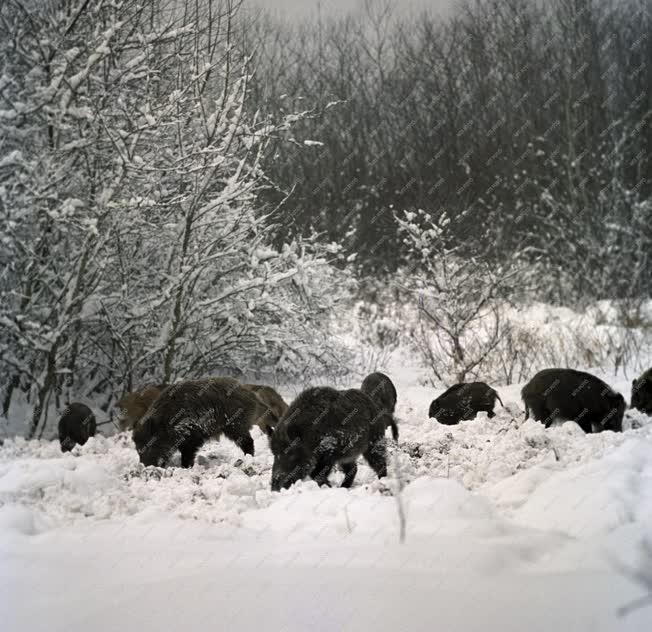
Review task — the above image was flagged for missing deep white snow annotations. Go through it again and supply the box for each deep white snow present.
[2,357,652,631]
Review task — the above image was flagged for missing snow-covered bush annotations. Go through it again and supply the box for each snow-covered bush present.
[484,302,652,385]
[345,276,409,375]
[393,206,652,386]
[396,209,526,385]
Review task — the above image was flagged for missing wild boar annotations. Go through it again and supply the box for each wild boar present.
[59,402,97,452]
[522,368,625,433]
[116,384,166,431]
[429,382,503,425]
[132,378,278,467]
[270,387,388,491]
[360,372,399,440]
[242,383,289,435]
[631,368,652,416]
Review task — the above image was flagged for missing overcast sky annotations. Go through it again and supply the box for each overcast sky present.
[246,0,456,20]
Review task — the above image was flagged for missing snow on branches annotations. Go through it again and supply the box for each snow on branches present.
[0,0,344,438]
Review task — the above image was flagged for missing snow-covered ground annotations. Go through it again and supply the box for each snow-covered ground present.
[2,357,652,631]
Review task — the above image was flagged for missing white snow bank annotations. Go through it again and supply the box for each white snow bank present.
[1,371,652,630]
[0,503,52,536]
[1,519,650,632]
[507,438,652,537]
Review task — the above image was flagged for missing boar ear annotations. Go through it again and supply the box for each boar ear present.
[632,379,637,386]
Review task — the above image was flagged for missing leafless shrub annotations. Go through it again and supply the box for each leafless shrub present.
[490,322,540,386]
[397,209,524,386]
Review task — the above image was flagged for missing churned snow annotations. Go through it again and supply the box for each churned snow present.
[1,367,652,631]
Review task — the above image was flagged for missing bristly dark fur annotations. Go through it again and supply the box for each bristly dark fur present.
[269,386,389,491]
[360,372,399,440]
[242,383,288,435]
[631,368,652,415]
[58,402,97,452]
[132,377,278,468]
[116,383,165,431]
[522,368,625,433]
[428,381,503,425]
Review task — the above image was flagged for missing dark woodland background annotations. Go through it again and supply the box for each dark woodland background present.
[248,0,651,296]
[0,0,650,437]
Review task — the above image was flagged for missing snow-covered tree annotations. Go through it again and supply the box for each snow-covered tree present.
[396,209,524,385]
[0,0,345,438]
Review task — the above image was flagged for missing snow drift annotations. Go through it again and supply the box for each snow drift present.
[1,372,652,631]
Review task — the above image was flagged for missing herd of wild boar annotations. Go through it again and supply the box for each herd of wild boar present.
[57,367,652,491]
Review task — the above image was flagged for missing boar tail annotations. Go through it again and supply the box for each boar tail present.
[495,392,504,408]
[390,418,399,441]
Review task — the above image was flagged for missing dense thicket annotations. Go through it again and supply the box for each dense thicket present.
[0,0,345,437]
[245,0,652,299]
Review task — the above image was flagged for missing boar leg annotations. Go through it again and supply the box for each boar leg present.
[223,426,255,456]
[526,399,549,424]
[340,461,358,488]
[363,441,387,480]
[311,458,334,487]
[178,436,204,468]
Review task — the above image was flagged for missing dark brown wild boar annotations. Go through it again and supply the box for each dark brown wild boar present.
[242,383,288,435]
[270,387,389,491]
[116,384,166,431]
[429,382,503,425]
[59,402,97,452]
[132,378,278,468]
[631,368,652,416]
[521,368,625,433]
[360,372,399,440]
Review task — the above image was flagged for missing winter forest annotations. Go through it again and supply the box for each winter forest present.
[1,0,652,630]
